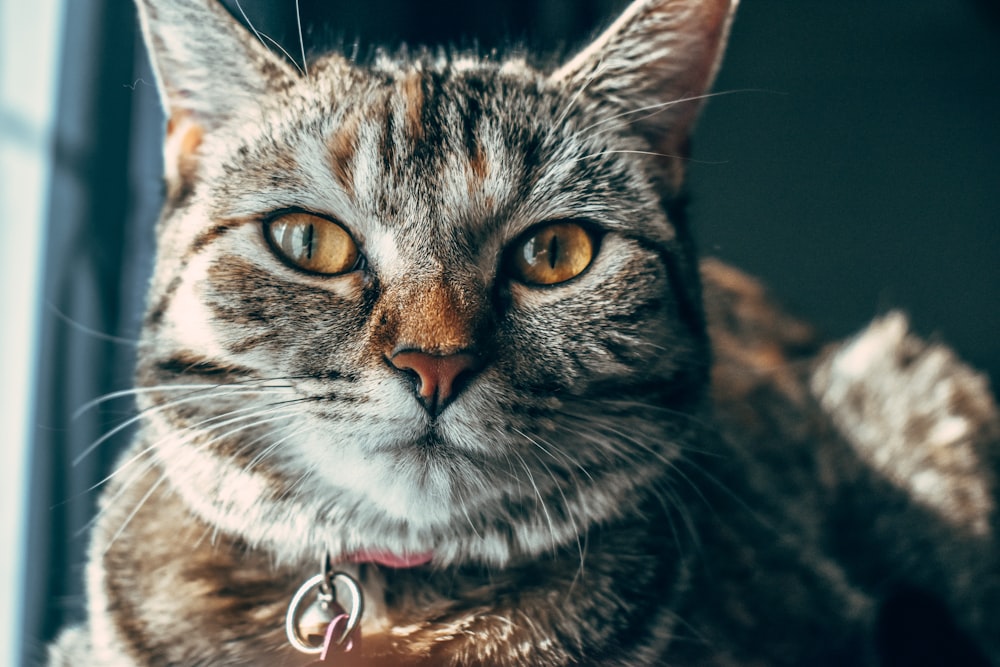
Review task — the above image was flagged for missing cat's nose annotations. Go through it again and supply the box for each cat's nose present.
[388,349,482,417]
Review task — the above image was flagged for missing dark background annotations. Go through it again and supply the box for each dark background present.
[22,0,999,663]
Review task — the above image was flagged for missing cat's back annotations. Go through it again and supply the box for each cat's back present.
[698,258,1000,665]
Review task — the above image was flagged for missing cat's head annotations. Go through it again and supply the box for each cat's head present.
[133,0,736,567]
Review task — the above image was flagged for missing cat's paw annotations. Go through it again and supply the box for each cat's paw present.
[811,312,999,536]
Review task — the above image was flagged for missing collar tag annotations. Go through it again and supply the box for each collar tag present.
[286,554,364,659]
[304,613,361,665]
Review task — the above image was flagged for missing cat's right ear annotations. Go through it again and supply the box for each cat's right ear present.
[135,0,299,192]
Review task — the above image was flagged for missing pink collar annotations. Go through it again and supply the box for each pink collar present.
[347,550,433,569]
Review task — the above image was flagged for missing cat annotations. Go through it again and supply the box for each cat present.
[47,0,1000,664]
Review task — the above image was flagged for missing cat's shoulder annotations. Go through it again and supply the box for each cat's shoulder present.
[701,257,818,408]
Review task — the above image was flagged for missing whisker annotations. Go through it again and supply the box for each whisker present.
[242,421,312,471]
[548,67,598,143]
[657,480,703,559]
[233,0,270,53]
[103,474,167,554]
[84,403,307,540]
[570,148,728,166]
[184,412,301,471]
[259,32,306,77]
[501,432,558,554]
[178,401,310,450]
[562,414,677,468]
[567,400,725,456]
[673,452,775,532]
[457,495,484,541]
[496,445,523,497]
[89,400,306,492]
[552,418,706,557]
[86,445,157,494]
[513,427,586,585]
[294,0,308,78]
[590,422,712,507]
[73,381,293,419]
[562,410,767,539]
[231,0,306,77]
[235,428,286,471]
[46,301,137,346]
[522,428,596,483]
[76,455,158,538]
[572,88,773,139]
[72,388,295,466]
[74,394,220,467]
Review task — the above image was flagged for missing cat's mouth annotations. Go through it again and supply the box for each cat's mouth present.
[364,426,462,456]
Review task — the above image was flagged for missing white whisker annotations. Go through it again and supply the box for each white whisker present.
[295,0,308,78]
[561,410,761,542]
[72,388,295,466]
[103,474,167,554]
[548,67,598,142]
[178,402,307,451]
[457,495,484,540]
[554,418,706,557]
[242,421,311,472]
[570,148,727,166]
[233,0,269,53]
[504,436,558,554]
[75,455,158,538]
[46,301,137,346]
[73,381,293,419]
[86,445,158,494]
[231,0,305,77]
[571,89,765,139]
[259,32,306,77]
[86,402,306,541]
[513,427,586,584]
[521,427,596,483]
[88,402,303,497]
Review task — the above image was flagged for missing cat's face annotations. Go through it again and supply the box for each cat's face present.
[134,0,735,567]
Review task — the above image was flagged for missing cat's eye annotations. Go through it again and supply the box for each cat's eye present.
[265,212,361,275]
[508,222,596,286]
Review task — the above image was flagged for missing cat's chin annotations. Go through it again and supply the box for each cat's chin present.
[154,418,508,565]
[156,418,600,570]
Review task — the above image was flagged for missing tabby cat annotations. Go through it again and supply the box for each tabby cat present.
[48,0,1000,664]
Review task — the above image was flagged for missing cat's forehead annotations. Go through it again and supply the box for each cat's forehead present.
[206,55,665,253]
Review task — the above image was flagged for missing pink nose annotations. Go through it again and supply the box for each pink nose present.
[388,350,481,416]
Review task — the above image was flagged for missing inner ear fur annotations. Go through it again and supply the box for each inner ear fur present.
[163,112,203,199]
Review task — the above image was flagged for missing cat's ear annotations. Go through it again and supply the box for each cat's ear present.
[553,0,738,191]
[135,0,300,192]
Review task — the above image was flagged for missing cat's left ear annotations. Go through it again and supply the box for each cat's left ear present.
[135,0,300,192]
[553,0,738,191]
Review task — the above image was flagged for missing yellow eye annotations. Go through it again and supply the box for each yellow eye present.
[509,222,596,286]
[265,212,360,275]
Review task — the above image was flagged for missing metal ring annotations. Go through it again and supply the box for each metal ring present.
[285,572,364,654]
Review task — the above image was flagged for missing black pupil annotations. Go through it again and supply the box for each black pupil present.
[303,223,315,260]
[548,233,559,269]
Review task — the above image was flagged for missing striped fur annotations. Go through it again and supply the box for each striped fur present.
[48,0,1000,665]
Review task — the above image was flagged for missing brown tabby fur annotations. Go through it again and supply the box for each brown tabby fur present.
[48,0,999,664]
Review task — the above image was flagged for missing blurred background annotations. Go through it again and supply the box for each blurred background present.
[3,0,998,664]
